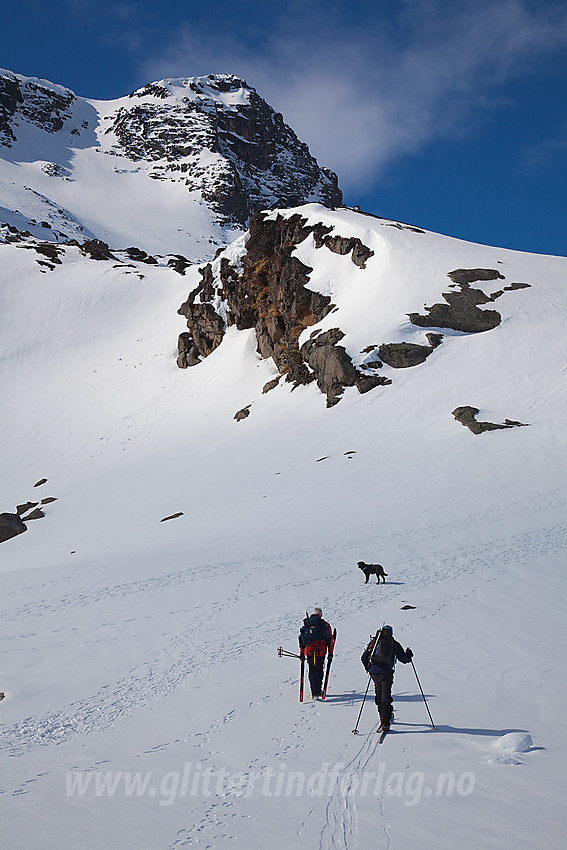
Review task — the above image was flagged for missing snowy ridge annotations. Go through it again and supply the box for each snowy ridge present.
[0,69,341,259]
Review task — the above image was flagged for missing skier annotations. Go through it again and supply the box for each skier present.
[299,607,335,699]
[361,625,412,731]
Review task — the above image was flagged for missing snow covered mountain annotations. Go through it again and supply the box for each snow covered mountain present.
[1,69,566,850]
[0,68,341,259]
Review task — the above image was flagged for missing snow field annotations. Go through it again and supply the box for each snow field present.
[1,205,566,848]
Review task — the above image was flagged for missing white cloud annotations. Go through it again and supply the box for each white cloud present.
[140,0,567,191]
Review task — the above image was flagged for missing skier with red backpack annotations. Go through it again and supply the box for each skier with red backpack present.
[299,607,335,700]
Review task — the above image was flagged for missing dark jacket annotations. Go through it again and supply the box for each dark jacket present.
[299,615,335,658]
[361,638,412,675]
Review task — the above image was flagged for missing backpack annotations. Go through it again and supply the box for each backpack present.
[300,616,328,648]
[370,627,395,666]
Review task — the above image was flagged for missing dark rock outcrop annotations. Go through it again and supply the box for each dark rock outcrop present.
[313,230,374,268]
[378,340,439,369]
[176,303,225,367]
[0,512,27,543]
[80,239,115,261]
[300,328,358,406]
[355,373,392,394]
[447,268,505,286]
[262,376,281,394]
[167,254,190,275]
[1,71,75,148]
[32,242,64,264]
[0,74,23,145]
[16,501,38,515]
[178,212,399,404]
[452,406,529,434]
[408,268,530,335]
[409,270,503,333]
[178,212,335,382]
[125,246,158,264]
[21,508,45,520]
[234,405,251,421]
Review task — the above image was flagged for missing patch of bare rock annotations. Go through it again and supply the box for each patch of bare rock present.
[1,486,57,543]
[452,406,529,434]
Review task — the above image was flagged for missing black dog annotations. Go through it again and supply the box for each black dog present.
[358,561,388,584]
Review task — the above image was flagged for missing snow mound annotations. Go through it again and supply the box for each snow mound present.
[488,732,537,764]
[493,732,534,753]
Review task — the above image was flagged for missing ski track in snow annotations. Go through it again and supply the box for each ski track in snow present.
[2,520,566,762]
[317,726,379,850]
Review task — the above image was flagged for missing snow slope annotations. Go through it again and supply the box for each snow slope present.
[1,204,566,849]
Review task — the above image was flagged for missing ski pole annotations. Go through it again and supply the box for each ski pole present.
[351,674,372,735]
[410,659,436,729]
[352,624,383,735]
[277,647,301,659]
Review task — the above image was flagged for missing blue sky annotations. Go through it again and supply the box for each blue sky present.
[2,0,566,255]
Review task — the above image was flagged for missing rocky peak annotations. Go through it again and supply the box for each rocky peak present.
[0,69,342,250]
[102,73,342,225]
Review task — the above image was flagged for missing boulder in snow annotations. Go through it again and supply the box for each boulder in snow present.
[0,512,27,543]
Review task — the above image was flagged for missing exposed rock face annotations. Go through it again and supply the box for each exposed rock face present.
[300,328,358,405]
[0,70,75,148]
[176,304,225,368]
[300,331,391,406]
[452,406,529,434]
[178,212,335,382]
[0,512,27,543]
[0,75,23,145]
[104,75,342,226]
[177,212,388,406]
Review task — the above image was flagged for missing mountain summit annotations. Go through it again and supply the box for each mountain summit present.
[0,69,341,258]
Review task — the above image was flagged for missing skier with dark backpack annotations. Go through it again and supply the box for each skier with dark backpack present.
[299,607,335,700]
[361,625,413,731]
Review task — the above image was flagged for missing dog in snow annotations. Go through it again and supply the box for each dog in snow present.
[358,561,388,584]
